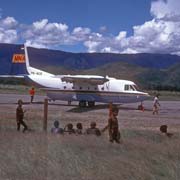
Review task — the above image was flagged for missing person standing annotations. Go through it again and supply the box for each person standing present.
[16,99,28,132]
[153,94,160,115]
[29,87,35,103]
[108,106,120,143]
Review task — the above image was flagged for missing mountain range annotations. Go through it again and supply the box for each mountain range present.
[0,43,180,90]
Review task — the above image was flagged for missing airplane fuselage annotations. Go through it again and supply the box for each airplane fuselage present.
[27,74,149,105]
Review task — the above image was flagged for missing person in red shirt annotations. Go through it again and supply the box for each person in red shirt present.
[29,87,35,103]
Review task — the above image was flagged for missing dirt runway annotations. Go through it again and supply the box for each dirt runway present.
[0,93,180,133]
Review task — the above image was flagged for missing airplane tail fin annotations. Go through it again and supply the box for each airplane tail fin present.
[1,45,30,77]
[1,45,53,78]
[9,48,29,76]
[24,45,54,77]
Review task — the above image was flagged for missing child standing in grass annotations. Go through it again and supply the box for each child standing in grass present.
[102,105,121,143]
[16,99,28,133]
[108,106,121,143]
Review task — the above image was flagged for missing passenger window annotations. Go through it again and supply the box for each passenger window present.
[124,85,129,91]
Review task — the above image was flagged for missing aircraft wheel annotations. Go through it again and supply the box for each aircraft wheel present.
[88,101,95,107]
[79,101,86,107]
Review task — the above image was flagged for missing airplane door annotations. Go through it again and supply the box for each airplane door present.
[106,81,110,90]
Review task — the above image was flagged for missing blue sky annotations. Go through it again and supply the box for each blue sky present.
[1,0,151,32]
[0,0,180,55]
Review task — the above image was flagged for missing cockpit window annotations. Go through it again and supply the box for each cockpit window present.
[124,84,138,91]
[133,85,140,91]
[130,85,136,91]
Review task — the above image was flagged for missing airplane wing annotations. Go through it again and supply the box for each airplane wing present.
[0,75,25,78]
[60,75,109,85]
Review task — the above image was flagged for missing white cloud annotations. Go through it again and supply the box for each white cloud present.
[84,0,180,55]
[33,19,48,30]
[151,0,180,20]
[0,16,18,29]
[127,0,180,55]
[84,41,101,53]
[0,17,18,43]
[1,0,180,55]
[72,27,91,35]
[121,48,138,54]
[0,29,17,43]
[115,31,127,41]
[72,27,91,41]
[22,19,71,48]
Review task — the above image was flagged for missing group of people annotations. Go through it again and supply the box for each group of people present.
[50,106,121,143]
[15,91,163,143]
[16,100,121,143]
[51,121,101,136]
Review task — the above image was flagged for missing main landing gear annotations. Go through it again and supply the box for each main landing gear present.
[79,101,95,107]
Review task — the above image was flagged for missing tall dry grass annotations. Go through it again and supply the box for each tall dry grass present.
[0,131,179,180]
[0,100,180,180]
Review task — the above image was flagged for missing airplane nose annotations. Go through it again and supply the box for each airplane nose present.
[137,92,150,101]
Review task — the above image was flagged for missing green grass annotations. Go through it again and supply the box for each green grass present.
[0,84,45,95]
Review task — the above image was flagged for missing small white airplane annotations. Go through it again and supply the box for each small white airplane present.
[1,45,149,107]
